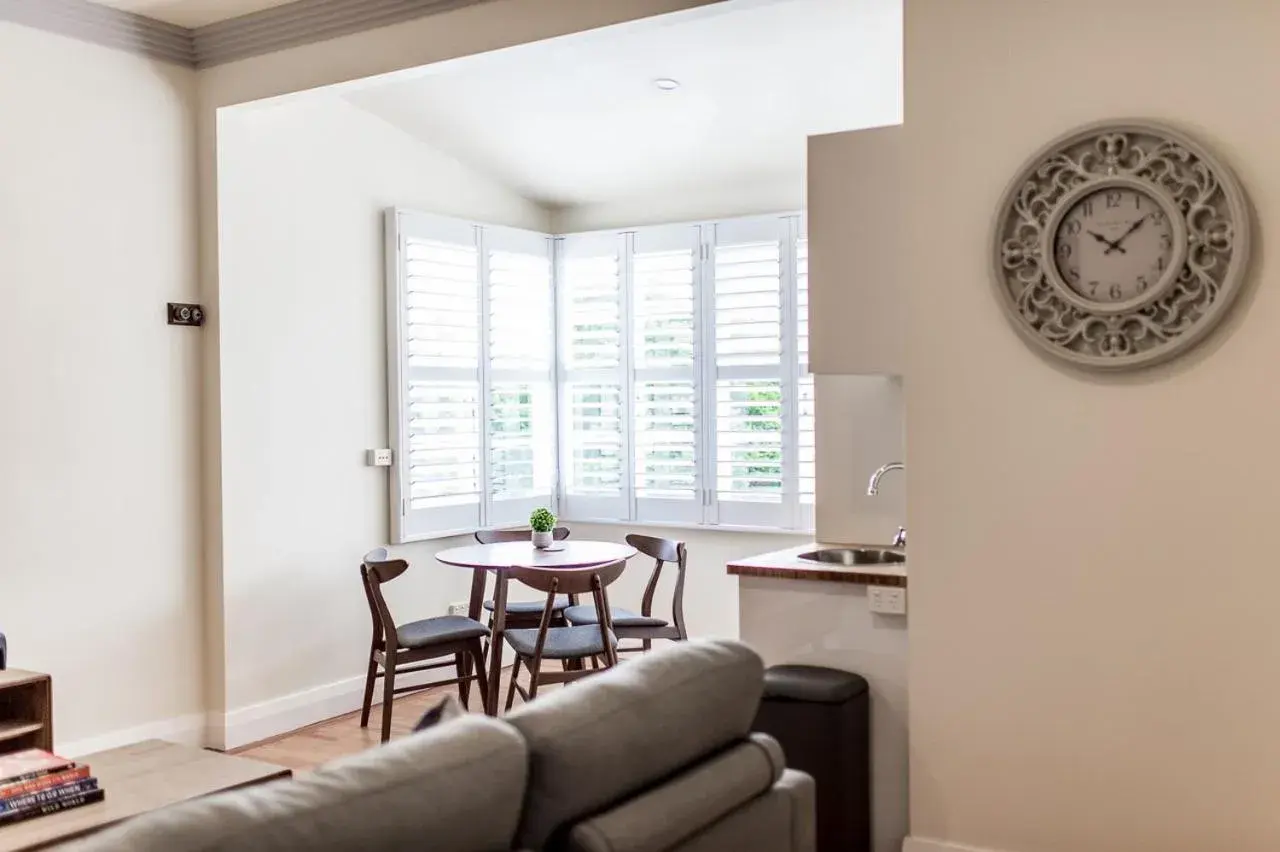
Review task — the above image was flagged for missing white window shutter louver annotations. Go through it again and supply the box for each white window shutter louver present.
[557,232,629,521]
[631,225,703,524]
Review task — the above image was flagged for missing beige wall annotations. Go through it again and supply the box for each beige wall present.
[902,2,1280,851]
[814,375,905,545]
[0,24,202,751]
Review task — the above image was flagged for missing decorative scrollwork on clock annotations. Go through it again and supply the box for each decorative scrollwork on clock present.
[991,120,1250,370]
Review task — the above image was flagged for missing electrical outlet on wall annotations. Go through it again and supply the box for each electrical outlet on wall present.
[868,586,907,616]
[447,602,469,617]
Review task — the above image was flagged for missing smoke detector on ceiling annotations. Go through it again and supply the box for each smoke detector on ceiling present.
[653,78,681,92]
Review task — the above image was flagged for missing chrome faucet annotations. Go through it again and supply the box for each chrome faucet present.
[867,462,906,547]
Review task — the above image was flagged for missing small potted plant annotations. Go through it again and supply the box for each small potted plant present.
[529,507,556,549]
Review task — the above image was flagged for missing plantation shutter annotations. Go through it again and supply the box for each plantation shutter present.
[708,216,789,529]
[557,231,629,520]
[485,225,556,526]
[631,225,703,524]
[387,211,484,540]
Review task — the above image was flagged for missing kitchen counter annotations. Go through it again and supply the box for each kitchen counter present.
[726,542,906,586]
[733,545,909,852]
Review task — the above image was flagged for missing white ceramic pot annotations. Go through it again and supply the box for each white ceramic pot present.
[531,531,553,549]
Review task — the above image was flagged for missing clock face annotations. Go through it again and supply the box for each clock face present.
[1052,187,1175,305]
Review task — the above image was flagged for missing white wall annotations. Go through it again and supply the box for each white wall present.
[900,2,1280,851]
[197,0,736,743]
[213,95,549,746]
[0,24,202,751]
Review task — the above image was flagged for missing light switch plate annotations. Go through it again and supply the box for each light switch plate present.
[868,586,907,615]
[366,448,393,467]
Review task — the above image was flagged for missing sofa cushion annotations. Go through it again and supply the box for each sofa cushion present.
[65,715,528,852]
[505,638,765,849]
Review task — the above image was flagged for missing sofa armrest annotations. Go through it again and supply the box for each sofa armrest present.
[568,737,781,852]
[774,769,816,852]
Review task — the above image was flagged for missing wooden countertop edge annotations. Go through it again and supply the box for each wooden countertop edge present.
[727,563,908,587]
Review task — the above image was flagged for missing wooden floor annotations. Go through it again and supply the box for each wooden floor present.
[233,667,543,773]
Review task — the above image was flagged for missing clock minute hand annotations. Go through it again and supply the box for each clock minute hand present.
[1088,230,1125,254]
[1104,216,1147,254]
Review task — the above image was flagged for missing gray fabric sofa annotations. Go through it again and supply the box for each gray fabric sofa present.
[67,639,814,852]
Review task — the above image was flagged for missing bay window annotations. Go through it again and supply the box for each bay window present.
[386,209,812,542]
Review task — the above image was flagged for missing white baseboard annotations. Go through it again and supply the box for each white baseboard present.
[211,674,369,751]
[59,712,207,759]
[211,667,457,751]
[58,668,464,757]
[904,838,1010,852]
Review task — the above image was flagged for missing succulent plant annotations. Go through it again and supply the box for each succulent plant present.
[529,507,556,533]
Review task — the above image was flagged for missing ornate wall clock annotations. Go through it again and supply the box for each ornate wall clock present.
[991,119,1250,370]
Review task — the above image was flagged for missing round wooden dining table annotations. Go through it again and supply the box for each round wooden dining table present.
[435,540,637,715]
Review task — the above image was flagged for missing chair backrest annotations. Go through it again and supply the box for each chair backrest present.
[361,549,410,649]
[510,561,628,666]
[626,533,688,633]
[508,560,627,596]
[475,526,571,545]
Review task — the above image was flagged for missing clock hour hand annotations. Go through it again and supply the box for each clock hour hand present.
[1088,230,1125,254]
[1104,216,1147,254]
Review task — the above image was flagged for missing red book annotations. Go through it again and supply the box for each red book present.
[0,765,91,801]
[0,750,76,785]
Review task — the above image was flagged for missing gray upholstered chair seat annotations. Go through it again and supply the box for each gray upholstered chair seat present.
[484,595,571,615]
[505,626,617,659]
[563,604,668,629]
[396,615,488,649]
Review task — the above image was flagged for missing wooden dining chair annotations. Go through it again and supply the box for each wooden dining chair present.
[503,559,626,710]
[563,534,688,653]
[360,548,490,743]
[473,527,574,633]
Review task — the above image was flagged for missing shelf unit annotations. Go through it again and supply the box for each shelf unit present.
[0,670,52,754]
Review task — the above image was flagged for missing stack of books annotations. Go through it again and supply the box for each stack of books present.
[0,749,103,826]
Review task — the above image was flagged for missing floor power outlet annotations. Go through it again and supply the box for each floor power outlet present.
[868,586,907,616]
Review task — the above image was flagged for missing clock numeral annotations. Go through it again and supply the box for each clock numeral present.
[1081,199,1094,217]
[1151,207,1165,224]
[1064,220,1081,236]
[1088,280,1100,296]
[1137,275,1149,292]
[1134,193,1142,210]
[1109,283,1123,300]
[1157,256,1166,272]
[1105,191,1123,209]
[1160,232,1172,250]
[1057,242,1072,260]
[1068,267,1080,282]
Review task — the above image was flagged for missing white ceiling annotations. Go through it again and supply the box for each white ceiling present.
[85,0,297,27]
[343,0,902,209]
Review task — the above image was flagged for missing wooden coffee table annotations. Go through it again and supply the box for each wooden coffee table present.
[0,739,291,851]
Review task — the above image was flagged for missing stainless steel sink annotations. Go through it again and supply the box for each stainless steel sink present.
[797,547,905,566]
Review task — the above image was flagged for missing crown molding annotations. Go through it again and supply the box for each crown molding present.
[0,0,196,65]
[0,0,497,69]
[192,0,496,68]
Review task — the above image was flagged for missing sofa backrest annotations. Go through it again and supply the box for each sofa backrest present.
[65,714,528,852]
[503,638,766,850]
